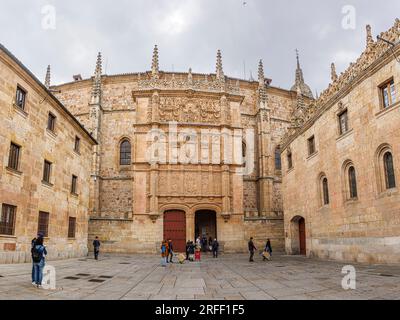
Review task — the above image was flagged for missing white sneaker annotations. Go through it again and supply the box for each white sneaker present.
[32,282,36,286]
[37,284,42,289]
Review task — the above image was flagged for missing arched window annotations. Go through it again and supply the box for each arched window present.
[242,141,246,166]
[275,146,282,170]
[348,166,358,199]
[120,140,131,165]
[322,177,330,205]
[384,152,396,189]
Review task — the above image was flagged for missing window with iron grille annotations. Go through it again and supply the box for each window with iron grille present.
[43,160,52,184]
[348,166,358,199]
[120,140,131,165]
[47,112,56,132]
[275,147,282,170]
[74,136,80,153]
[384,152,396,189]
[15,86,26,110]
[68,217,76,238]
[38,211,49,237]
[71,175,78,194]
[8,142,21,171]
[322,178,330,205]
[0,204,16,236]
[380,79,396,108]
[338,109,349,135]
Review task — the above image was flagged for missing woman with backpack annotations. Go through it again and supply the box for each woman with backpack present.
[31,237,47,288]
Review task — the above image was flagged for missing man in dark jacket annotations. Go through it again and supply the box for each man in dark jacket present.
[93,236,101,260]
[248,237,257,262]
[31,232,44,285]
[168,239,174,263]
[212,238,219,258]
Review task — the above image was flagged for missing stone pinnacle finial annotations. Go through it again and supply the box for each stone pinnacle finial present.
[331,62,338,82]
[95,52,102,77]
[291,49,314,99]
[45,65,51,89]
[152,45,159,78]
[188,67,193,85]
[91,52,103,101]
[216,49,224,80]
[258,59,265,87]
[366,24,374,47]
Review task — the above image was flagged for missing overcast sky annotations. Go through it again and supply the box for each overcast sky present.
[1,0,399,94]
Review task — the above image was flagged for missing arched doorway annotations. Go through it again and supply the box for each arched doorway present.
[194,210,217,243]
[290,216,306,255]
[163,210,186,252]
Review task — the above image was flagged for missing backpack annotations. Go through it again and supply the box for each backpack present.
[31,245,43,263]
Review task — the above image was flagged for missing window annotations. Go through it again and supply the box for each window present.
[68,217,76,238]
[348,166,358,199]
[308,136,316,156]
[47,112,56,132]
[242,141,247,166]
[384,152,396,189]
[0,204,16,236]
[15,86,26,110]
[287,152,293,170]
[322,177,330,205]
[42,160,52,184]
[8,142,21,171]
[275,146,282,170]
[338,110,349,135]
[71,175,78,194]
[38,211,49,238]
[120,140,131,165]
[380,79,396,108]
[74,136,81,153]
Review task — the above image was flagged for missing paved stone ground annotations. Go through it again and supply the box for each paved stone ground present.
[0,253,399,300]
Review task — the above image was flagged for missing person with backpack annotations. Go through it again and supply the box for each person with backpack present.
[31,237,47,288]
[93,236,101,260]
[160,240,167,267]
[31,232,44,285]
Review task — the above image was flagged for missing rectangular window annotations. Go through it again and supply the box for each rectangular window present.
[38,211,49,238]
[0,204,16,236]
[15,86,26,110]
[381,79,396,108]
[47,112,56,132]
[8,142,21,171]
[43,160,52,184]
[338,110,349,135]
[74,136,80,153]
[68,217,76,238]
[308,136,316,156]
[71,175,78,194]
[287,152,293,170]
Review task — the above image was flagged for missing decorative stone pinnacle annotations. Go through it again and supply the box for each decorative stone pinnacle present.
[95,52,102,76]
[216,49,224,80]
[258,59,265,87]
[366,25,374,47]
[152,45,159,78]
[91,52,103,101]
[45,65,51,89]
[331,62,338,82]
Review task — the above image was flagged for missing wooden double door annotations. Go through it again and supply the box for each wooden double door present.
[163,210,186,252]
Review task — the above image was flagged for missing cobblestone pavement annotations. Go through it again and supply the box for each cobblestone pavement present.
[0,253,399,300]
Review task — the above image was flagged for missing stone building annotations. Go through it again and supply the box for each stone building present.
[281,20,400,264]
[51,47,308,254]
[0,44,97,264]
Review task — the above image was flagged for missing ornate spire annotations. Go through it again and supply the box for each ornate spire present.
[366,24,374,48]
[331,62,338,82]
[45,65,51,89]
[151,45,159,78]
[91,52,102,102]
[216,49,224,81]
[188,68,193,85]
[258,59,265,87]
[291,49,314,99]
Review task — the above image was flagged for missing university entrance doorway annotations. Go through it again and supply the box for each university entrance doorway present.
[163,210,186,252]
[194,210,217,242]
[290,216,306,255]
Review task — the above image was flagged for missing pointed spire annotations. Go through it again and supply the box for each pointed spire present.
[216,49,224,81]
[45,65,51,89]
[366,25,374,48]
[91,52,102,103]
[331,62,338,82]
[188,68,193,85]
[249,71,254,82]
[151,45,159,78]
[291,49,314,99]
[258,59,265,87]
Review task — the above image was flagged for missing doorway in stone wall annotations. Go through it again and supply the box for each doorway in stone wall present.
[290,216,306,255]
[163,210,186,252]
[194,210,217,246]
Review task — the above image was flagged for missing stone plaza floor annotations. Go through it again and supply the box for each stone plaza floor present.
[0,253,399,300]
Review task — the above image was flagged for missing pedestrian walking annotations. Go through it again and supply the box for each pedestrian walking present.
[212,238,219,258]
[186,240,191,260]
[263,239,273,261]
[93,236,101,260]
[248,237,257,262]
[168,239,174,263]
[161,241,167,267]
[31,237,47,288]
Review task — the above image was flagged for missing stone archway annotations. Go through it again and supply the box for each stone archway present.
[194,210,217,249]
[290,216,306,255]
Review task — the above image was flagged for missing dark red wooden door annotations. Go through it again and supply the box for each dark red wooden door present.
[299,218,306,255]
[163,210,186,252]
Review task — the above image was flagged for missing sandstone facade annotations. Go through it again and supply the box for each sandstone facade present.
[281,21,400,264]
[0,44,96,264]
